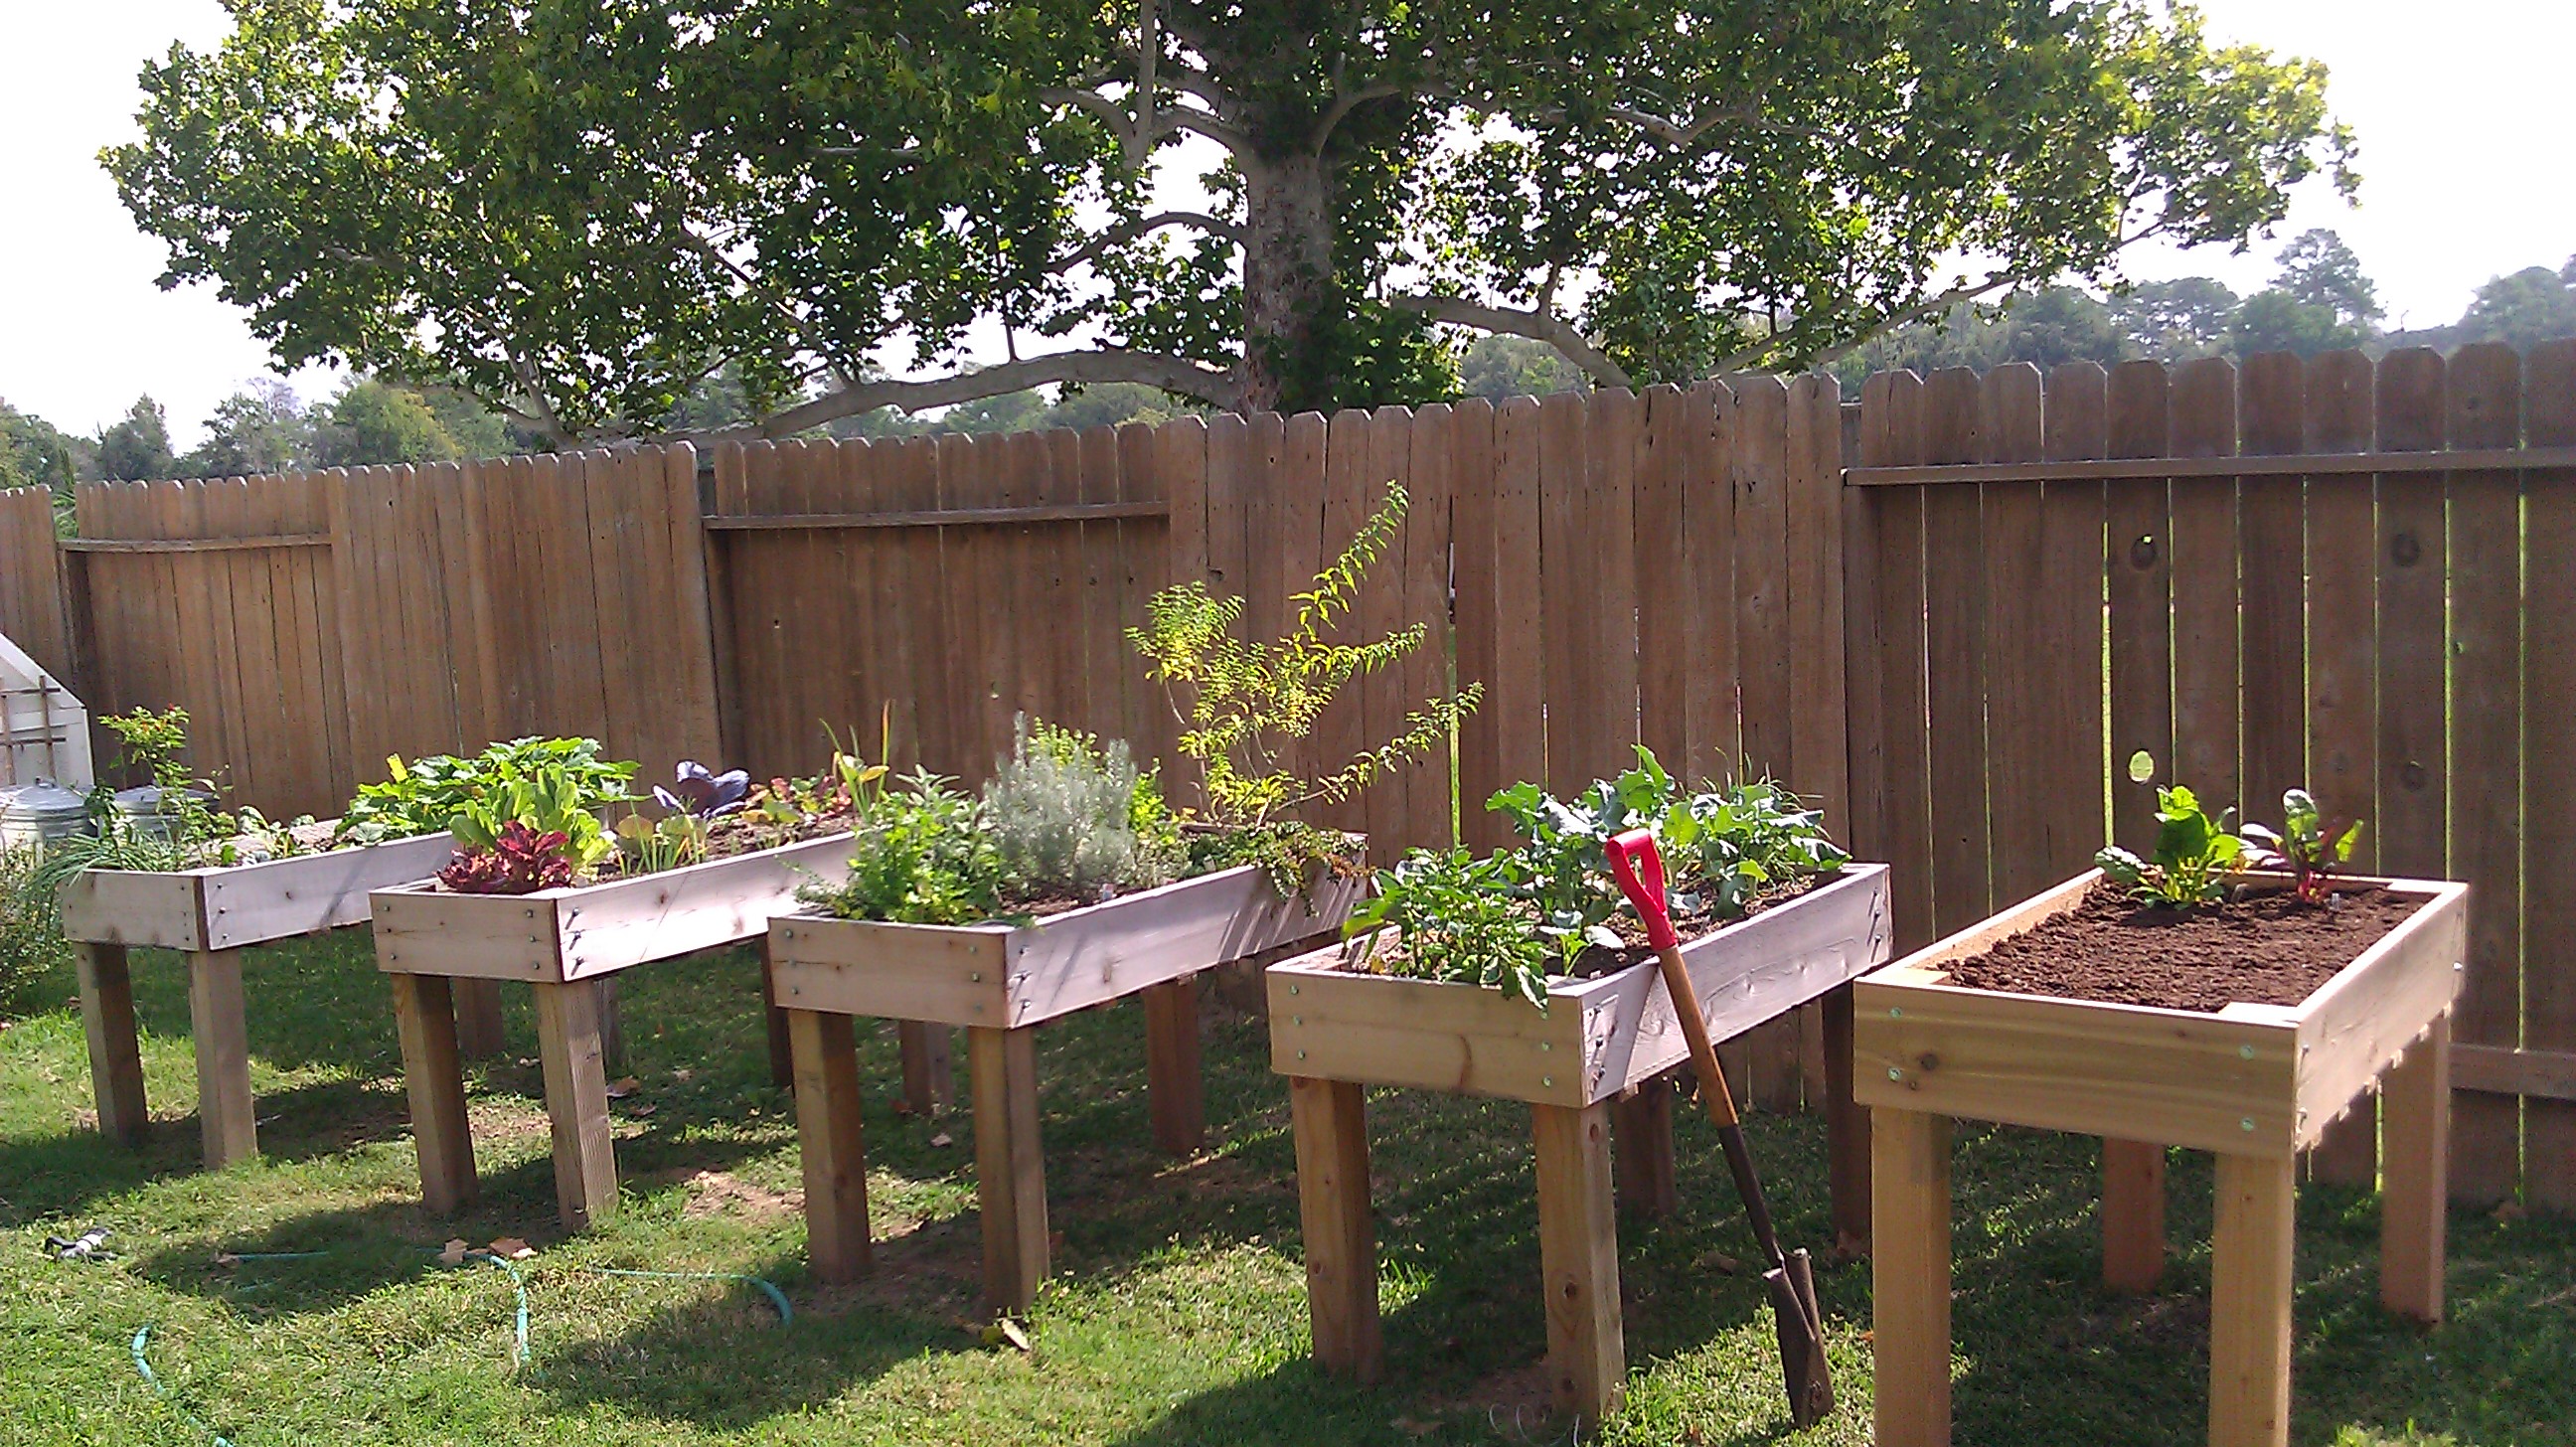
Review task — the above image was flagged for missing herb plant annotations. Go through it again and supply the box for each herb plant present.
[2242,788,2364,904]
[800,767,1006,925]
[1343,849,1562,1009]
[983,717,1182,902]
[2096,784,2244,907]
[1130,482,1479,838]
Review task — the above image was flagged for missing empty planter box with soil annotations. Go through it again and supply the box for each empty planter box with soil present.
[1269,750,1890,1425]
[372,750,866,1230]
[1855,785,2467,1447]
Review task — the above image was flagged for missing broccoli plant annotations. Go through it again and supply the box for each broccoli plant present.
[2242,788,2364,904]
[2096,784,2244,907]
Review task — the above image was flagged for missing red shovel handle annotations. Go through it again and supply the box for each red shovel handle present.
[1603,828,1679,951]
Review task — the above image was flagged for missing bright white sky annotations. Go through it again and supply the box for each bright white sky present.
[1,1,2568,448]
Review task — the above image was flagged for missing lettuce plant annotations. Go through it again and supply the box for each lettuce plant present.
[339,736,635,845]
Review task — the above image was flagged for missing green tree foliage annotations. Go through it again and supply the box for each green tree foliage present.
[315,378,461,467]
[2457,264,2576,350]
[2271,228,2380,329]
[107,0,2351,438]
[183,379,313,477]
[1458,336,1589,402]
[94,396,177,481]
[1,401,87,495]
[2107,276,2242,362]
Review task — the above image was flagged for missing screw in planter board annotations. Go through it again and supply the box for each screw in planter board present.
[1287,983,1299,995]
[1538,1041,1551,1051]
[2240,1117,2255,1132]
[969,972,982,982]
[1292,1017,1302,1026]
[1296,1049,1307,1060]
[1887,1068,1902,1081]
[1541,1076,1554,1088]
[1889,1007,1903,1019]
[2239,1045,2255,1059]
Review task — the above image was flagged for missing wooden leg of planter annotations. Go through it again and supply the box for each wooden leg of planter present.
[2379,1012,2449,1324]
[2102,1138,2168,1293]
[594,978,626,1075]
[1143,975,1205,1156]
[757,937,793,1090]
[1289,1075,1380,1381]
[1612,1077,1678,1219]
[186,949,257,1169]
[968,1025,1047,1315]
[2308,1106,2376,1188]
[76,942,149,1146]
[1823,983,1870,1252]
[788,1008,871,1281]
[899,1022,953,1116]
[451,978,507,1060]
[1533,1099,1624,1427]
[534,979,618,1232]
[389,973,477,1215]
[1872,1107,1951,1447]
[2209,1151,2297,1447]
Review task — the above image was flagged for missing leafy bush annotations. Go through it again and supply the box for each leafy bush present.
[800,768,1006,925]
[339,736,636,845]
[439,821,577,893]
[2097,784,2242,907]
[1130,482,1479,828]
[983,717,1181,901]
[0,845,72,1017]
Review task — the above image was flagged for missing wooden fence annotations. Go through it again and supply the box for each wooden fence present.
[0,345,2567,1205]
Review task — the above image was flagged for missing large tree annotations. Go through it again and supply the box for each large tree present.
[109,0,2352,442]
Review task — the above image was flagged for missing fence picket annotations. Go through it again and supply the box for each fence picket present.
[2525,338,2576,1211]
[2447,342,2525,1206]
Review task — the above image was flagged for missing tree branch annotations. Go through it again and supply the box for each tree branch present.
[712,349,1244,440]
[1040,85,1254,161]
[1308,79,1403,154]
[671,222,856,386]
[1060,211,1245,270]
[1390,292,1633,390]
[1588,103,1837,149]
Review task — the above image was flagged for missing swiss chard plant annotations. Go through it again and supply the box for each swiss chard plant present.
[2096,784,2244,907]
[2242,788,2364,904]
[1129,481,1478,888]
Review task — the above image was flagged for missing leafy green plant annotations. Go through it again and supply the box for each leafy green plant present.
[1343,849,1562,1009]
[439,821,578,893]
[444,762,618,890]
[2096,784,2243,907]
[1129,482,1480,830]
[338,736,636,845]
[800,768,1006,925]
[0,844,72,1017]
[2242,788,2364,904]
[1349,746,1851,1004]
[982,716,1182,901]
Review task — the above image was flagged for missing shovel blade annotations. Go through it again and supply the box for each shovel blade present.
[1763,1265,1836,1428]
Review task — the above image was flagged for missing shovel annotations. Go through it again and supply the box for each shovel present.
[1603,828,1835,1428]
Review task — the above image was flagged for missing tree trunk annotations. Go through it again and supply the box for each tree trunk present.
[1238,152,1336,413]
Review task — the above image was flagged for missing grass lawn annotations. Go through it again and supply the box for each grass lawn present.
[3,931,2570,1446]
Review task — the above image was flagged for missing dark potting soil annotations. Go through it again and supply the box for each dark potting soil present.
[1940,881,2420,1013]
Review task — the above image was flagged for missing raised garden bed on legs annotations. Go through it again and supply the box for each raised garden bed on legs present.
[62,828,458,1169]
[1267,862,1891,1426]
[1853,869,2468,1447]
[369,832,853,1230]
[767,860,1368,1314]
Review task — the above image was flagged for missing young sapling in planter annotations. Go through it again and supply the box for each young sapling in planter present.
[2094,783,2243,907]
[1130,481,1478,889]
[2242,788,2364,904]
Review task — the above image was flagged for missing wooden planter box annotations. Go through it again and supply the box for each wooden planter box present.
[1268,863,1892,1426]
[768,860,1368,1313]
[62,828,458,1170]
[1852,869,2469,1447]
[370,832,854,1231]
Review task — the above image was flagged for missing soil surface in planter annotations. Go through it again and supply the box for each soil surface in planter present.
[1941,882,2418,1012]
